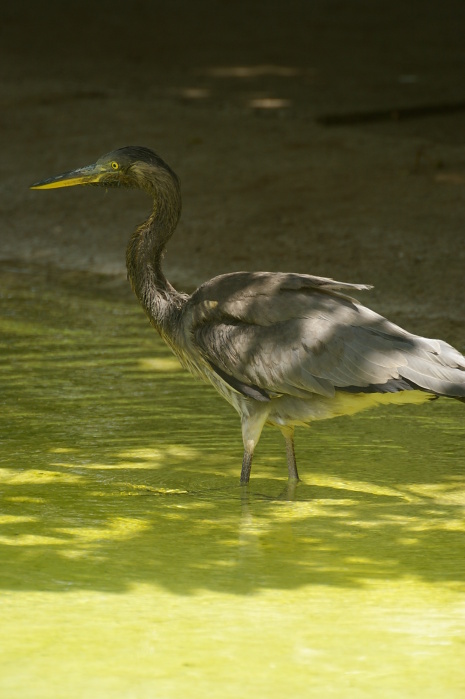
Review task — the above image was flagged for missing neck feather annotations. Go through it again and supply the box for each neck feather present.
[126,170,183,325]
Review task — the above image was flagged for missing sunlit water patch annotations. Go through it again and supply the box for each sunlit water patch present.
[1,263,464,698]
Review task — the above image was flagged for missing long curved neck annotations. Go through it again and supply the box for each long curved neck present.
[126,168,183,328]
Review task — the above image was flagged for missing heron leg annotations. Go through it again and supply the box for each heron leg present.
[240,450,254,484]
[280,426,299,481]
[240,406,269,484]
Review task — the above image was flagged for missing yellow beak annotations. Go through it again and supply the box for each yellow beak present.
[30,163,104,190]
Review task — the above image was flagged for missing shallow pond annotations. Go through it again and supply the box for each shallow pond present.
[1,263,464,698]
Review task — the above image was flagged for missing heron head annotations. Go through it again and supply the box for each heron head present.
[30,146,179,194]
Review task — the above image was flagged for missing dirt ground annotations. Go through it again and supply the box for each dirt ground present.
[1,0,464,345]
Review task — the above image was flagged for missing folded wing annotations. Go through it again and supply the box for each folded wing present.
[185,272,465,400]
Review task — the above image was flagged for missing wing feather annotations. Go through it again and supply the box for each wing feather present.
[185,271,465,400]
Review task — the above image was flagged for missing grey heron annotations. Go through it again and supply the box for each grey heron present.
[31,146,465,483]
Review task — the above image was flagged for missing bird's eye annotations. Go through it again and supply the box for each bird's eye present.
[111,161,119,170]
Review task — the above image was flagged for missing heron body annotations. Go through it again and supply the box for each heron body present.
[31,146,465,483]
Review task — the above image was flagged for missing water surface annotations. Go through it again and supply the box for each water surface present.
[1,263,464,697]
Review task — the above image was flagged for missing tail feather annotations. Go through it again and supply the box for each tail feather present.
[398,338,465,399]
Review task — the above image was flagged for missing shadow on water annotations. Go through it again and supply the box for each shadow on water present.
[1,262,464,595]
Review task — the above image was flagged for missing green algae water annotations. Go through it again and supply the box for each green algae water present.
[1,262,464,698]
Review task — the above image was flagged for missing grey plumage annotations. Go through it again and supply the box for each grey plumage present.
[188,271,465,401]
[31,146,465,483]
